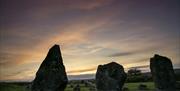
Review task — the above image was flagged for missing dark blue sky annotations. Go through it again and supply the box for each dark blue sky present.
[0,0,180,81]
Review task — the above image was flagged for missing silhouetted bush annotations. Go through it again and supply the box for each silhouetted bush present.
[138,84,148,90]
[126,68,152,82]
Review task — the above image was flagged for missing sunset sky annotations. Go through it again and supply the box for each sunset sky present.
[0,0,180,81]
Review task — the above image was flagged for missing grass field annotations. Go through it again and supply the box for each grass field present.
[0,83,29,91]
[124,82,155,91]
[0,82,155,91]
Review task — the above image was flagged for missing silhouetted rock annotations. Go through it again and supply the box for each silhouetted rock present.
[175,82,180,89]
[96,62,127,91]
[31,45,68,91]
[150,54,176,91]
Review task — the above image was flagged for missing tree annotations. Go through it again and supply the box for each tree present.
[127,68,142,76]
[126,68,144,82]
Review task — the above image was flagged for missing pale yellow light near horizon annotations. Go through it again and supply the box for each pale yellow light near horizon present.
[0,0,179,81]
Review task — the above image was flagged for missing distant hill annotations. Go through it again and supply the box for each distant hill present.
[68,74,95,80]
[68,68,180,81]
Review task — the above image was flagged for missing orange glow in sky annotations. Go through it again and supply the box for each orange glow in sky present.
[0,0,180,81]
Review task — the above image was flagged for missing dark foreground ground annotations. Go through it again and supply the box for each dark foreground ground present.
[1,81,180,91]
[0,81,155,91]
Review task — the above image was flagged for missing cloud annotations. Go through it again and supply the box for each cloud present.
[106,46,159,58]
[0,52,33,66]
[63,0,117,10]
[128,65,149,69]
[0,0,117,24]
[108,52,134,57]
[0,6,117,68]
[67,67,96,74]
[0,68,35,81]
[0,0,179,81]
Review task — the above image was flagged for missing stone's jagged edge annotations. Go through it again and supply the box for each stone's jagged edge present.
[150,54,176,91]
[39,45,63,70]
[31,44,68,91]
[96,61,127,91]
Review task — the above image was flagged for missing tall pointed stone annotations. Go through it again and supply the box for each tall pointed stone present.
[96,62,127,91]
[150,54,176,91]
[31,45,68,91]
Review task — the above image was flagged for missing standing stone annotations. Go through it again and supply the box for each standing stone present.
[150,54,176,91]
[31,45,68,91]
[96,62,127,91]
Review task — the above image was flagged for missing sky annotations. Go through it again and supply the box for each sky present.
[0,0,180,81]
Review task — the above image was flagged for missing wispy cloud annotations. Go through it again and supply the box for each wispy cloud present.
[108,52,134,57]
[128,65,149,69]
[0,0,179,81]
[67,67,96,75]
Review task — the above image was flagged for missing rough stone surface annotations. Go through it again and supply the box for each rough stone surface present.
[31,45,68,91]
[96,62,127,91]
[150,54,176,91]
